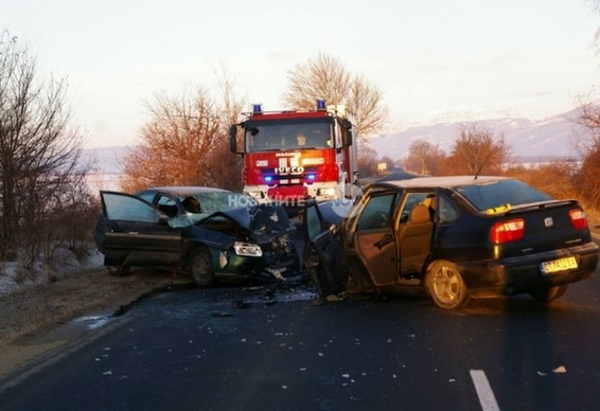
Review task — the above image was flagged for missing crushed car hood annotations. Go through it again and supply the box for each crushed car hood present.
[211,205,296,244]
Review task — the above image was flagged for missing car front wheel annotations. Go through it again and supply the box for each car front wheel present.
[426,260,470,310]
[529,285,568,302]
[189,246,215,286]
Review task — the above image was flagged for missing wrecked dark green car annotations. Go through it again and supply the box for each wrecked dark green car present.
[94,186,302,285]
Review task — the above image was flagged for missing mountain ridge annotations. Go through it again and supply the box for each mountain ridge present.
[370,108,583,161]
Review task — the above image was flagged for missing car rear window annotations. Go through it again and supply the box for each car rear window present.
[456,179,552,212]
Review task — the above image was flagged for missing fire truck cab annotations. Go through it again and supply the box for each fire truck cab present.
[229,100,360,212]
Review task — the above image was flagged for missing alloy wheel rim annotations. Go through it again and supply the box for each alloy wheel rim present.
[433,266,459,303]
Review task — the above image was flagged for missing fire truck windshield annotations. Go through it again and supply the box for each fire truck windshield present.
[245,118,334,153]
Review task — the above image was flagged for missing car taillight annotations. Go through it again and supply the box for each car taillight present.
[490,219,525,244]
[568,209,589,230]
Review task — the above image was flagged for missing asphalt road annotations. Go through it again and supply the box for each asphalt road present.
[1,270,600,411]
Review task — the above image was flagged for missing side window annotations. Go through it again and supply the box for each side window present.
[137,191,155,203]
[438,196,458,223]
[399,192,433,223]
[157,195,179,218]
[304,203,324,241]
[103,193,160,222]
[356,193,397,231]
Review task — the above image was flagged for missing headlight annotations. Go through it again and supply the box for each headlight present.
[233,241,263,257]
[317,187,336,197]
[247,191,264,199]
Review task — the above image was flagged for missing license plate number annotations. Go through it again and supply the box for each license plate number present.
[540,257,578,274]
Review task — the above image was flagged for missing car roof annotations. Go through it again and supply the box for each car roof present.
[140,186,231,196]
[371,175,510,190]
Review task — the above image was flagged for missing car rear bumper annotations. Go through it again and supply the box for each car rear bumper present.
[457,242,599,298]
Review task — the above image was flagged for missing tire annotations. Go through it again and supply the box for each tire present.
[189,246,215,287]
[107,265,130,277]
[529,285,568,302]
[425,260,470,310]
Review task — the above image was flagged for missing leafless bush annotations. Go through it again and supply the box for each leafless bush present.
[1,31,86,264]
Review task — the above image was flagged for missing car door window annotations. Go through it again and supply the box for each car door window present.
[356,193,397,230]
[399,192,432,223]
[157,195,179,218]
[305,202,325,242]
[438,196,458,223]
[103,192,161,222]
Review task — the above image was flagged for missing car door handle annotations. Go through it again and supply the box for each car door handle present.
[374,233,393,249]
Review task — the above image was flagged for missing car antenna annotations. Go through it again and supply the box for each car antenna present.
[474,163,483,180]
[474,151,494,180]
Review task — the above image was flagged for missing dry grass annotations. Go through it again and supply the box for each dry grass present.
[0,268,176,344]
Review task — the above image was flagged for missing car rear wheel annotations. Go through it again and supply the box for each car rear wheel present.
[528,285,568,302]
[107,265,130,277]
[189,246,215,286]
[426,260,470,310]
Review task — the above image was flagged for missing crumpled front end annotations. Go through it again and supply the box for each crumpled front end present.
[259,230,300,281]
[247,205,300,281]
[196,204,302,282]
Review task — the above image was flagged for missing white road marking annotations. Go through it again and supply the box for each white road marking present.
[470,369,501,411]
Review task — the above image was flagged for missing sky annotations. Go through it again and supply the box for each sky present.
[2,0,600,148]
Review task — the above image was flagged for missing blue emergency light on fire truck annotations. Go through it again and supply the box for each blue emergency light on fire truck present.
[229,100,360,209]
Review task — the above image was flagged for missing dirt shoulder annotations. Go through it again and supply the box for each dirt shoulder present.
[0,267,192,382]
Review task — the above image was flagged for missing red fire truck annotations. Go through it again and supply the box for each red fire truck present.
[229,100,360,211]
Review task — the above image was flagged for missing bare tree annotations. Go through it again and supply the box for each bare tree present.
[573,99,600,153]
[205,65,245,191]
[120,70,246,193]
[403,139,446,175]
[0,31,87,262]
[590,0,600,46]
[573,145,600,210]
[569,93,600,212]
[282,53,389,139]
[440,123,511,176]
[356,140,380,179]
[120,87,222,192]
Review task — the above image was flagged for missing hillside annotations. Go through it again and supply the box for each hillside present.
[370,108,583,162]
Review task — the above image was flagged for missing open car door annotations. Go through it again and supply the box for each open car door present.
[302,199,348,296]
[350,191,399,286]
[98,191,182,267]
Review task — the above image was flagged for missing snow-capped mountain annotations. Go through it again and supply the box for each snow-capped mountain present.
[370,108,585,162]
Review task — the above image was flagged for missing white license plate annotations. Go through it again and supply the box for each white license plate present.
[540,257,578,274]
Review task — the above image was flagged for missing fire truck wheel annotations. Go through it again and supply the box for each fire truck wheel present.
[189,246,215,286]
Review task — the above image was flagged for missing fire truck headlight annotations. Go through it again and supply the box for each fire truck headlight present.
[247,191,263,199]
[307,174,316,181]
[264,176,273,183]
[233,242,263,257]
[318,188,336,197]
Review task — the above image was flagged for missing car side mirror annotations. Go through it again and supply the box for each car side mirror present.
[158,215,170,225]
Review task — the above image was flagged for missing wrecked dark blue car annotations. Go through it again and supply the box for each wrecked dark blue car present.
[94,186,301,285]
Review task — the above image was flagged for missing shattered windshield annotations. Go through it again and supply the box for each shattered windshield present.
[245,117,334,152]
[169,192,257,228]
[456,179,552,213]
